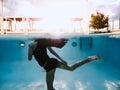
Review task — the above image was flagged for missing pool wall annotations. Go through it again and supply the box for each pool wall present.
[0,38,28,62]
[0,36,120,70]
[92,36,120,70]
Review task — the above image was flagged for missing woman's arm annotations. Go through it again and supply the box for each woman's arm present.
[47,47,67,65]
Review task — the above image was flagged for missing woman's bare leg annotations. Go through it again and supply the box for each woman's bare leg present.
[46,69,56,90]
[57,55,100,71]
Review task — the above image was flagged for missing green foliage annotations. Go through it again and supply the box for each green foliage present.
[89,12,109,30]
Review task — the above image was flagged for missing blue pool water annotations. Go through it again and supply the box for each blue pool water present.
[0,34,120,90]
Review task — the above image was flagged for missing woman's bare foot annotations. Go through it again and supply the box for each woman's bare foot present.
[88,55,100,62]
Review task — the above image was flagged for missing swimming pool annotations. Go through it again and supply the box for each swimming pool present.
[0,34,120,90]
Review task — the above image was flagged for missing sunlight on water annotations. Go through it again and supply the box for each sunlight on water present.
[109,34,120,39]
[105,81,120,90]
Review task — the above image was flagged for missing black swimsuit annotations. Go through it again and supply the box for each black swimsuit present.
[33,38,66,72]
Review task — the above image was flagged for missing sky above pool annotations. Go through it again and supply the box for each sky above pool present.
[0,0,120,31]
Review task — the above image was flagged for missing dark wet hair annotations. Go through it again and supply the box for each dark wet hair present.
[34,38,68,48]
[52,38,68,48]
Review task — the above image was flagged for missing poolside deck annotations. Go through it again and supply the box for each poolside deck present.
[0,29,120,38]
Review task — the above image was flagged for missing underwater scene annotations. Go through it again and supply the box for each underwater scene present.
[0,34,120,90]
[0,0,120,90]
